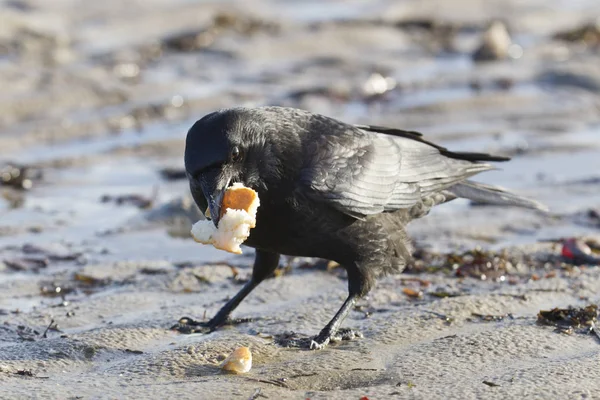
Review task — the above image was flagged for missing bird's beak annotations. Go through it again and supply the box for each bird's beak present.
[199,170,229,228]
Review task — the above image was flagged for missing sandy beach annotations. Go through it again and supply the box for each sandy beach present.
[1,0,600,398]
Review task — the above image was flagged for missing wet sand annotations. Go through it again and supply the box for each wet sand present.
[1,0,600,398]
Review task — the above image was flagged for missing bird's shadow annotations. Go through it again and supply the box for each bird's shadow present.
[184,364,221,377]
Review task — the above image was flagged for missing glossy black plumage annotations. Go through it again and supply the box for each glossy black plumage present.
[175,106,546,349]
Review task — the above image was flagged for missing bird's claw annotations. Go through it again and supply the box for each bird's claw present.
[170,316,214,334]
[309,338,329,350]
[170,316,254,334]
[310,328,363,350]
[330,327,364,342]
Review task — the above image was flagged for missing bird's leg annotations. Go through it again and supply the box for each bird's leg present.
[171,250,280,334]
[309,263,370,350]
[310,293,363,350]
[173,281,257,334]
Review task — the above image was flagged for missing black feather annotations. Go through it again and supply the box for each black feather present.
[356,124,510,163]
[440,150,510,162]
[355,124,424,137]
[179,106,544,349]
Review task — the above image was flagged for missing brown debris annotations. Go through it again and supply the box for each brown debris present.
[411,247,512,281]
[314,17,465,53]
[297,259,343,274]
[1,189,25,209]
[139,267,170,275]
[537,305,598,328]
[124,349,144,355]
[286,86,351,103]
[40,283,76,297]
[3,257,48,272]
[20,243,82,262]
[471,313,509,322]
[483,380,501,387]
[100,189,156,209]
[395,18,462,52]
[14,369,49,379]
[409,243,576,282]
[554,22,600,48]
[402,287,423,299]
[455,255,507,281]
[162,12,278,53]
[4,246,83,273]
[428,290,463,298]
[40,270,131,300]
[400,277,431,287]
[73,273,112,287]
[159,167,187,181]
[0,163,41,190]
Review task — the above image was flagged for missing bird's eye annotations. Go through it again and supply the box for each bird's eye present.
[230,146,241,162]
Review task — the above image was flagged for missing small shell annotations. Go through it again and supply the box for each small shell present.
[220,346,252,374]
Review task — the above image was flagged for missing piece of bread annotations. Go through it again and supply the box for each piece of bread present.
[220,347,252,374]
[221,184,259,227]
[191,183,260,254]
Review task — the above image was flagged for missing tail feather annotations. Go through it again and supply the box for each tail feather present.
[447,180,549,212]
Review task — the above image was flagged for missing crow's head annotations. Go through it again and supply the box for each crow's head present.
[184,108,281,227]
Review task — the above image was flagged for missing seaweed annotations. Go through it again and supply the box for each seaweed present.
[409,241,582,281]
[100,192,155,209]
[537,305,598,328]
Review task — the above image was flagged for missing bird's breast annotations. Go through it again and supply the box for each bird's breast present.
[243,194,348,258]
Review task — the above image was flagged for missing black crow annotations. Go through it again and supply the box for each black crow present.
[175,106,546,349]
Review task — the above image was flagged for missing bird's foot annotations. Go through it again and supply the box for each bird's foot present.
[330,327,364,342]
[310,328,363,350]
[170,316,254,334]
[275,328,362,349]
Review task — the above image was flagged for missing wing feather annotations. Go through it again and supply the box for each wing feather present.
[300,122,495,218]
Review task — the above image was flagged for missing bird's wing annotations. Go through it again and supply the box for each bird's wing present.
[356,124,510,162]
[300,125,497,218]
